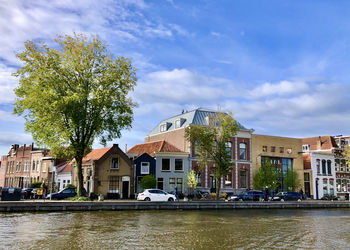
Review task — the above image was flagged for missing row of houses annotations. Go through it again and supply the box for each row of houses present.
[0,108,349,200]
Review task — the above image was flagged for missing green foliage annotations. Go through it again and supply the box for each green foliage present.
[185,112,239,199]
[13,33,137,196]
[65,196,91,201]
[65,184,75,188]
[187,170,198,197]
[253,160,279,191]
[285,169,301,191]
[140,175,156,189]
[344,145,350,166]
[31,181,43,188]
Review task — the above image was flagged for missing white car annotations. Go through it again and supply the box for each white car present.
[137,189,176,202]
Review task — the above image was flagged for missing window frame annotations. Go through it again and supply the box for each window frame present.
[161,158,171,171]
[174,159,184,172]
[111,157,119,170]
[140,162,150,175]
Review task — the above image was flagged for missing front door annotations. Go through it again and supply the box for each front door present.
[122,181,129,199]
[210,176,216,193]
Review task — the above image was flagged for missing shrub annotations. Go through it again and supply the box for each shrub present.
[65,196,91,201]
[65,184,76,188]
[31,181,43,188]
[140,175,156,189]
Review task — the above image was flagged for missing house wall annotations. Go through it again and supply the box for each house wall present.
[134,153,156,193]
[155,153,190,195]
[251,134,304,191]
[56,172,72,191]
[145,127,187,152]
[0,156,7,187]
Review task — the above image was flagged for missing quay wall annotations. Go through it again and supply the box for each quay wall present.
[1,201,350,212]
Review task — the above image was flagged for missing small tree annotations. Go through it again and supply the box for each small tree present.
[285,169,301,191]
[140,175,156,190]
[31,181,43,188]
[187,170,198,198]
[253,160,278,191]
[185,112,238,199]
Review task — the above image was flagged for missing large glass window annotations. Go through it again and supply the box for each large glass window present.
[323,180,328,195]
[141,162,150,174]
[169,178,175,192]
[176,178,183,192]
[327,160,332,175]
[109,176,120,193]
[161,159,170,171]
[239,143,246,160]
[175,159,183,171]
[329,180,334,195]
[225,142,232,158]
[157,178,164,190]
[240,170,247,188]
[342,179,348,192]
[322,160,326,175]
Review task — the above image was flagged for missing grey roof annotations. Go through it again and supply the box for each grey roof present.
[148,108,247,136]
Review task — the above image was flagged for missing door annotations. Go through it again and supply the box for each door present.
[122,181,129,199]
[210,176,216,193]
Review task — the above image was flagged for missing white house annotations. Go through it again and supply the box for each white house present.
[55,162,72,191]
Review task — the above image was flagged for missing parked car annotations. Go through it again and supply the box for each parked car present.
[272,192,302,201]
[46,187,86,200]
[21,188,33,199]
[137,189,176,202]
[233,190,265,201]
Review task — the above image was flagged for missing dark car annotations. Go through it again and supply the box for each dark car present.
[21,188,33,199]
[273,192,302,201]
[234,190,265,201]
[46,187,87,200]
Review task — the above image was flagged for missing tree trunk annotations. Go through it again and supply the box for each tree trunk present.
[76,156,84,197]
[216,176,221,200]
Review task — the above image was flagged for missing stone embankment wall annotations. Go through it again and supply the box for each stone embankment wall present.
[1,201,350,212]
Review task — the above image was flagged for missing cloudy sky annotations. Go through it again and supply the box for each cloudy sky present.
[1,0,350,155]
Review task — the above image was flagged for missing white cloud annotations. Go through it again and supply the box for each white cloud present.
[0,63,17,104]
[249,80,309,98]
[0,131,33,146]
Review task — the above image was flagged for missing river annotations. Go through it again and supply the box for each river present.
[1,209,350,249]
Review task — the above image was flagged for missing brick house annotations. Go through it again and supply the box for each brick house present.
[72,144,134,198]
[0,155,7,187]
[144,108,254,194]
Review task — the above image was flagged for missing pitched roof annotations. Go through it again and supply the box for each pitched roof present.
[147,108,248,136]
[302,136,337,151]
[56,161,72,173]
[127,140,183,157]
[83,147,112,164]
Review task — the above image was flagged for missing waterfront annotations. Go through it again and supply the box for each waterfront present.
[1,209,350,249]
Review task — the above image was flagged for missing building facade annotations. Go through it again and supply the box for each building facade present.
[302,136,338,199]
[252,134,304,193]
[72,144,134,198]
[55,162,72,191]
[144,108,254,194]
[0,155,7,187]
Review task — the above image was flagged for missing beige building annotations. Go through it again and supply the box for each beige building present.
[72,144,133,198]
[252,134,304,192]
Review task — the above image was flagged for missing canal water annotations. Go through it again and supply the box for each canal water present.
[1,209,350,249]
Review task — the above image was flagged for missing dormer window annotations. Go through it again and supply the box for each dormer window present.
[175,120,181,129]
[160,124,167,132]
[302,144,310,151]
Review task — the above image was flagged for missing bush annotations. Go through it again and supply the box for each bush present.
[89,192,98,200]
[140,175,156,189]
[31,181,43,188]
[65,196,91,201]
[65,184,76,188]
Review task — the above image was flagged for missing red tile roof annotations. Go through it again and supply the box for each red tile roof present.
[302,136,337,151]
[127,140,183,157]
[82,147,112,164]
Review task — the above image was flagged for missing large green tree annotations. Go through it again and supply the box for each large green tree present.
[185,112,238,199]
[253,160,279,191]
[14,33,137,196]
[285,169,301,192]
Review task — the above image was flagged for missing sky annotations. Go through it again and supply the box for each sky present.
[1,0,350,155]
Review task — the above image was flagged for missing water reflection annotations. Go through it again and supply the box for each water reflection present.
[0,209,350,249]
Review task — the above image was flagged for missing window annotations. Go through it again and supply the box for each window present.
[169,178,175,192]
[157,178,164,190]
[327,160,332,175]
[36,160,39,171]
[175,120,181,128]
[141,162,150,174]
[176,178,183,192]
[322,160,326,175]
[109,176,120,193]
[239,143,246,160]
[225,170,232,187]
[32,161,35,171]
[111,158,119,169]
[279,147,284,153]
[271,146,275,152]
[316,159,320,174]
[262,146,267,152]
[175,159,183,171]
[160,124,167,132]
[287,148,292,154]
[196,172,202,187]
[329,180,334,195]
[240,170,247,188]
[161,158,170,171]
[323,180,328,195]
[302,144,309,151]
[342,179,347,192]
[42,163,47,173]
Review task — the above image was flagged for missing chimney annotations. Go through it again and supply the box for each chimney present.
[23,144,26,156]
[317,136,322,150]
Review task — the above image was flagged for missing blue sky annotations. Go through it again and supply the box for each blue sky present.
[1,0,350,155]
